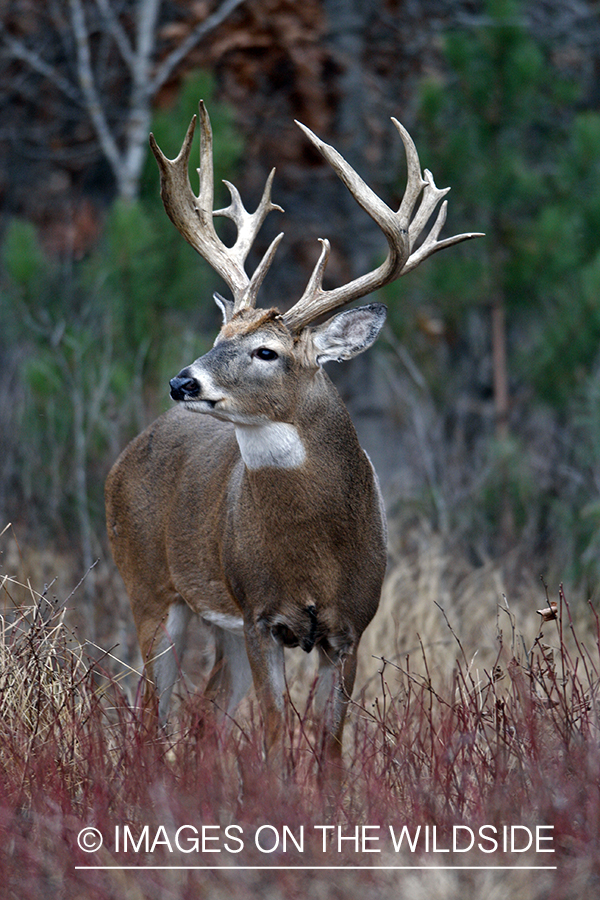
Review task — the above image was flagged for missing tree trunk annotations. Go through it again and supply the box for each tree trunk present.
[491,293,509,442]
[490,290,514,546]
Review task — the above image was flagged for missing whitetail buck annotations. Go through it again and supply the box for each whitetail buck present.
[105,102,481,763]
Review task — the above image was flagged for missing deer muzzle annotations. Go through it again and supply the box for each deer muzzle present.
[169,372,201,401]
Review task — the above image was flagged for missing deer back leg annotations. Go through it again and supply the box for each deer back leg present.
[153,599,193,722]
[135,597,192,726]
[314,643,358,764]
[243,622,286,757]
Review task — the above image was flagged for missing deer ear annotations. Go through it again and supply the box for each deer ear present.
[213,292,234,324]
[311,303,387,365]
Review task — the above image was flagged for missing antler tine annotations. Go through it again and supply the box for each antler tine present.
[215,168,285,310]
[216,169,283,264]
[282,119,483,334]
[149,101,283,317]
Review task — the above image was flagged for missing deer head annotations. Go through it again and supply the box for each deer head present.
[150,102,481,423]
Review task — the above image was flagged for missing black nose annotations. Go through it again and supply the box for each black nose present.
[170,373,200,401]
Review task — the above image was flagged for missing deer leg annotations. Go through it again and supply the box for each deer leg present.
[243,622,286,757]
[136,598,192,726]
[314,643,358,765]
[154,599,193,722]
[204,626,253,721]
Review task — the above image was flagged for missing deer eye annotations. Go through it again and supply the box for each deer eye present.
[252,347,279,361]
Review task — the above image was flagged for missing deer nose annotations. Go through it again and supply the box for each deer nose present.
[170,372,200,401]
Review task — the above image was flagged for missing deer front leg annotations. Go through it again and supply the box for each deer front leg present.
[243,620,286,757]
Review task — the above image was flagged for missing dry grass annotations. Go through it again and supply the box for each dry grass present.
[1,525,600,898]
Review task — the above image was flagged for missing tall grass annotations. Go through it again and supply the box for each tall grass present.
[1,560,599,899]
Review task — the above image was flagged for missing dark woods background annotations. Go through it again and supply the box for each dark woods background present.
[2,0,600,642]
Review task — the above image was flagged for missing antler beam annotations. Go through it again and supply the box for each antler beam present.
[282,119,483,333]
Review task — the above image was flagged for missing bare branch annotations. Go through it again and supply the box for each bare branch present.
[67,0,122,174]
[92,0,136,72]
[134,0,161,84]
[2,32,81,105]
[150,0,247,94]
[2,0,250,202]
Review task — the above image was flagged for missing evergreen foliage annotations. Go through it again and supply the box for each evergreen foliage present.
[381,0,600,580]
[410,0,600,408]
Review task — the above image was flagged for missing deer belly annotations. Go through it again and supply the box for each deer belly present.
[200,610,244,633]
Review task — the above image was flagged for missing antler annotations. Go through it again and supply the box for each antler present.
[149,101,284,317]
[151,104,482,330]
[282,119,483,333]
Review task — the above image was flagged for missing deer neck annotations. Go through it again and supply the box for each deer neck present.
[232,372,358,476]
[233,371,358,473]
[233,422,306,470]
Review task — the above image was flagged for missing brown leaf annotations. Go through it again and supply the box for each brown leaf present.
[537,601,558,622]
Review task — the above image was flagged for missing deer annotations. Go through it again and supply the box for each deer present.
[105,101,481,767]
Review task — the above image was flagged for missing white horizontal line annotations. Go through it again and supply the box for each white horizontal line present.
[75,865,558,871]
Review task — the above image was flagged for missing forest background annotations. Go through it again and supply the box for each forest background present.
[2,0,600,669]
[4,3,600,897]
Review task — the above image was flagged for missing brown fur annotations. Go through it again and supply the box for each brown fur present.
[105,313,387,763]
[218,307,282,341]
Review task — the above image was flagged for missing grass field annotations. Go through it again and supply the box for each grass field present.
[1,524,599,899]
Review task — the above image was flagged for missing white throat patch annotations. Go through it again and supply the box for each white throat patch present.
[234,422,306,470]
